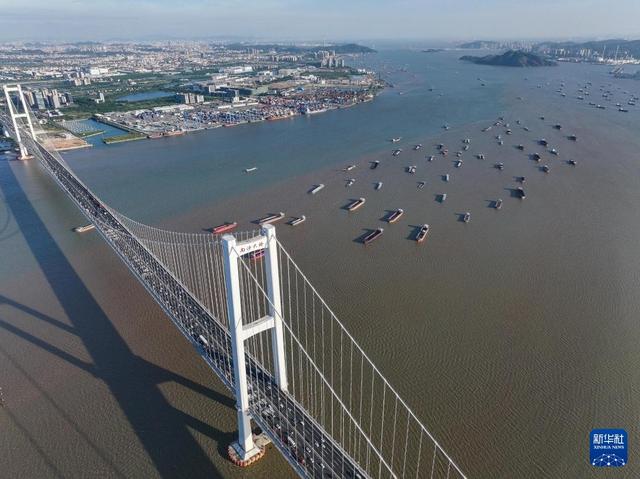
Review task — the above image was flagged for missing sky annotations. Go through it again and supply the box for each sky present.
[1,0,639,43]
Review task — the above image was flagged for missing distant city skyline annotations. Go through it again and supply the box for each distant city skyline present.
[1,0,640,43]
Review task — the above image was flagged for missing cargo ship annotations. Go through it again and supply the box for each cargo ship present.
[309,184,325,194]
[386,208,404,223]
[289,216,306,226]
[258,212,285,225]
[415,224,430,242]
[212,222,237,234]
[363,228,383,245]
[346,198,366,212]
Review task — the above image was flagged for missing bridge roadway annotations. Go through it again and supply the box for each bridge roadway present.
[26,137,369,479]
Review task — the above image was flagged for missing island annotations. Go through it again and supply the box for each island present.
[460,50,557,67]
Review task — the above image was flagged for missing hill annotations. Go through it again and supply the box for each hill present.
[460,50,557,67]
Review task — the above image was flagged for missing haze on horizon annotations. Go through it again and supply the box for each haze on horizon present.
[1,0,639,43]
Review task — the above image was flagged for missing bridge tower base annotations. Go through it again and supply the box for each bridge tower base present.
[227,440,265,467]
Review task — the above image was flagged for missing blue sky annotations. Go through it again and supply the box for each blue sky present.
[1,0,639,42]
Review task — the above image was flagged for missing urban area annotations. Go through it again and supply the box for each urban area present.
[0,41,382,149]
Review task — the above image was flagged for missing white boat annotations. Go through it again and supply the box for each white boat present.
[375,182,383,190]
[346,178,355,187]
[244,167,258,173]
[309,184,325,194]
[444,174,450,182]
[289,215,306,226]
[74,224,95,233]
[344,164,356,171]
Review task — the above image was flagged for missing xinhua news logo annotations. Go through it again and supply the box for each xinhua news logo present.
[590,429,627,467]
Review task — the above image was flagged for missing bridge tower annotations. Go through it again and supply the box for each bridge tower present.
[2,84,36,160]
[222,224,288,465]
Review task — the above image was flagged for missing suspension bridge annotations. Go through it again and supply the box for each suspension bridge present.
[1,84,467,479]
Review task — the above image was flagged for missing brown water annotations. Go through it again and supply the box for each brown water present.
[2,51,640,478]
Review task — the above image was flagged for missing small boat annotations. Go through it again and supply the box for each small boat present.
[346,178,355,187]
[407,165,417,174]
[568,135,577,141]
[524,126,530,132]
[506,129,512,135]
[440,193,447,202]
[517,144,524,150]
[498,140,504,145]
[344,164,356,171]
[463,138,471,144]
[516,176,526,183]
[258,212,285,225]
[477,153,485,160]
[417,181,426,189]
[533,153,542,162]
[554,124,562,130]
[455,160,463,168]
[346,198,366,212]
[393,149,402,157]
[444,174,450,182]
[463,145,469,151]
[462,212,471,223]
[309,184,325,194]
[516,187,526,199]
[244,167,258,173]
[542,165,550,173]
[619,108,629,113]
[437,143,445,150]
[495,163,504,170]
[568,159,577,166]
[391,137,402,143]
[386,209,404,223]
[415,224,430,243]
[371,160,380,169]
[456,151,462,157]
[375,182,383,190]
[249,249,265,261]
[540,138,548,146]
[427,155,435,162]
[363,228,383,245]
[494,199,503,210]
[212,222,237,234]
[414,144,422,150]
[443,124,450,130]
[74,224,95,233]
[289,215,306,226]
[550,148,558,155]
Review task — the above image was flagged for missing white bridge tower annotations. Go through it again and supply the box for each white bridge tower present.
[222,224,288,465]
[3,84,36,160]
